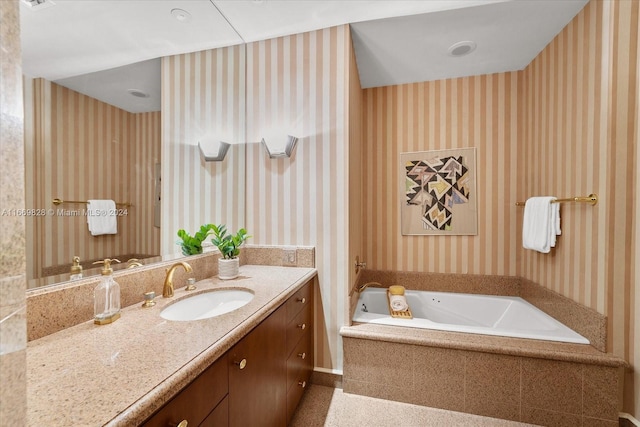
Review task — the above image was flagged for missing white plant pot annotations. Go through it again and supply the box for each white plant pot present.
[218,257,239,280]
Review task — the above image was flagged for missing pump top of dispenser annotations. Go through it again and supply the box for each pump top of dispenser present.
[70,256,83,275]
[93,258,121,275]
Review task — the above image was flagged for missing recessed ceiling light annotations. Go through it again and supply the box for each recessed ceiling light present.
[171,8,192,23]
[448,41,477,57]
[127,89,149,98]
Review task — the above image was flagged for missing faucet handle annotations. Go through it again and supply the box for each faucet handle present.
[141,291,156,308]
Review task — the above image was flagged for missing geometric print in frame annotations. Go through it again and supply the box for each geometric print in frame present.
[401,148,477,235]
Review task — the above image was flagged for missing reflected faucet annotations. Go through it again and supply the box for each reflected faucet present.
[163,262,193,298]
[126,258,143,268]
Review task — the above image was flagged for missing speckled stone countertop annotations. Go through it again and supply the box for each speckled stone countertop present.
[27,265,317,427]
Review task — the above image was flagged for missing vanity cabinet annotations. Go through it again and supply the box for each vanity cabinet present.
[142,354,229,427]
[141,279,314,427]
[284,280,314,424]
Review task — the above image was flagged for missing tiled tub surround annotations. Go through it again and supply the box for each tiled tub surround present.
[342,270,626,426]
[27,245,314,340]
[27,265,317,426]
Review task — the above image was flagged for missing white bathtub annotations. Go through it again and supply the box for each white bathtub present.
[352,288,590,345]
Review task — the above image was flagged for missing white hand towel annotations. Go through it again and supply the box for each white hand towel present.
[389,294,409,312]
[522,196,560,253]
[86,200,118,236]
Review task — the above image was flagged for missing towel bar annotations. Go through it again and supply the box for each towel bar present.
[515,194,597,206]
[53,198,133,208]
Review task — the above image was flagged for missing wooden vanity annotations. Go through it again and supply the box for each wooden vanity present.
[143,281,314,427]
[26,266,316,427]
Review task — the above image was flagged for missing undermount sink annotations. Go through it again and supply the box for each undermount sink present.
[160,289,254,321]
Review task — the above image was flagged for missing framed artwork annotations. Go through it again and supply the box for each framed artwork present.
[400,147,477,236]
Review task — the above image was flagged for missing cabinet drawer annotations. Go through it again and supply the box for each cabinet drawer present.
[286,332,313,392]
[143,354,228,427]
[285,281,313,324]
[286,305,312,358]
[200,395,228,427]
[285,368,311,425]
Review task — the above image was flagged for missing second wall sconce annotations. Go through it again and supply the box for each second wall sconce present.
[261,135,298,159]
[198,141,230,162]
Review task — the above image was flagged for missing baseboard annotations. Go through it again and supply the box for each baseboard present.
[620,413,640,427]
[311,367,343,389]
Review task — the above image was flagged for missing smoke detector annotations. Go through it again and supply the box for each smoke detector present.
[448,41,477,57]
[21,0,56,11]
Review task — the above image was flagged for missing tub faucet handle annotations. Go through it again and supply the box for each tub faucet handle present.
[355,256,366,274]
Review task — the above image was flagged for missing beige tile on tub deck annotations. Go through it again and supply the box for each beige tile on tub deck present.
[582,364,619,421]
[342,337,370,382]
[521,357,582,415]
[521,406,583,427]
[412,346,465,412]
[582,417,620,427]
[361,339,414,388]
[465,352,521,421]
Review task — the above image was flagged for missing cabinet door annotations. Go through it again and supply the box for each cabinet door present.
[143,354,228,427]
[228,307,286,427]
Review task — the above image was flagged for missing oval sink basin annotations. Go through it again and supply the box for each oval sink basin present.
[160,289,254,321]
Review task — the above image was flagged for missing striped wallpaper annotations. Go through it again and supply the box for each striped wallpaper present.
[244,26,351,371]
[361,72,520,276]
[520,0,638,413]
[160,44,246,256]
[24,79,160,281]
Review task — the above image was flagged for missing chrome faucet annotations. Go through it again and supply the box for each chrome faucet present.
[163,262,193,298]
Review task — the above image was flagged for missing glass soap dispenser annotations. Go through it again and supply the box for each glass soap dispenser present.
[70,255,83,280]
[92,258,121,325]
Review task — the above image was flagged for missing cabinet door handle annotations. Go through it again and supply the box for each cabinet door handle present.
[297,297,306,304]
[298,380,307,388]
[297,323,306,330]
[177,421,188,427]
[234,358,247,370]
[297,352,306,359]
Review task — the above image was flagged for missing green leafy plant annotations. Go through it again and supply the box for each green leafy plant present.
[177,224,213,256]
[211,224,251,259]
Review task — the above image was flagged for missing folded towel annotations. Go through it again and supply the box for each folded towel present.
[389,294,409,312]
[522,196,560,253]
[87,200,118,236]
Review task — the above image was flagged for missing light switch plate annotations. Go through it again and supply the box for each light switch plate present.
[283,247,296,265]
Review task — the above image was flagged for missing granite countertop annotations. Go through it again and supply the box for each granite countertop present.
[27,265,317,427]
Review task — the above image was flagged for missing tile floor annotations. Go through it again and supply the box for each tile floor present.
[290,385,537,427]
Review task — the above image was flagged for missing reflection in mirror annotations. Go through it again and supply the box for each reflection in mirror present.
[24,62,163,288]
[21,3,247,289]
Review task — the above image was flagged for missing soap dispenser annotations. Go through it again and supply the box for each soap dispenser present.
[70,256,83,280]
[92,258,121,325]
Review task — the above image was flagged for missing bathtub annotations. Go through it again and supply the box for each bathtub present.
[352,288,589,345]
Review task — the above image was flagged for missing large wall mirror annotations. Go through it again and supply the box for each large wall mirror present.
[21,0,246,289]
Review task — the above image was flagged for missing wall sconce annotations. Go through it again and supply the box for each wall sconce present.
[198,141,230,162]
[261,135,298,159]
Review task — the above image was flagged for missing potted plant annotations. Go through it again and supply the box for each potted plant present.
[211,224,250,279]
[176,224,213,256]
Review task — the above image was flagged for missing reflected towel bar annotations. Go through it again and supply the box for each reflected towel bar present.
[515,194,598,206]
[52,198,133,208]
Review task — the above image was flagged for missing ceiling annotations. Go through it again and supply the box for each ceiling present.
[19,0,588,113]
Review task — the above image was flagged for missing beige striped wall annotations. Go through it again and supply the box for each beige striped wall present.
[160,45,245,256]
[24,79,160,281]
[361,73,520,275]
[520,0,638,413]
[245,26,351,371]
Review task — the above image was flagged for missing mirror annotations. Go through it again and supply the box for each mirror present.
[21,2,246,289]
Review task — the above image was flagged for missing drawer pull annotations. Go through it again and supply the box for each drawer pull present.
[297,297,306,304]
[297,323,306,330]
[177,421,188,427]
[297,352,306,359]
[298,380,307,388]
[235,358,247,370]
